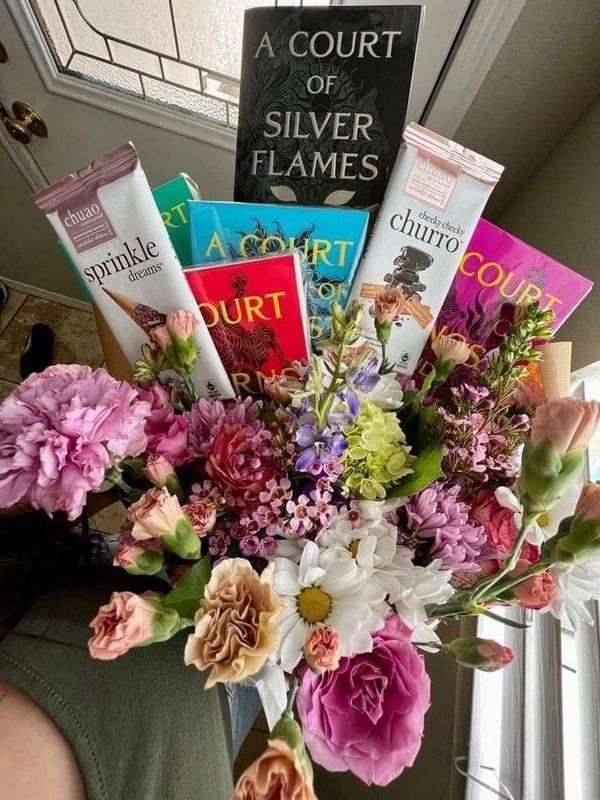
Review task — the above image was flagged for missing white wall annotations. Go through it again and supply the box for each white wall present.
[498,93,600,370]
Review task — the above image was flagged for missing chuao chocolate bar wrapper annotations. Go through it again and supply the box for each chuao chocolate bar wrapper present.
[33,143,234,399]
[348,122,504,375]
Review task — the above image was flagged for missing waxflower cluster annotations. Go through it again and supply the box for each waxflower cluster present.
[1,302,599,798]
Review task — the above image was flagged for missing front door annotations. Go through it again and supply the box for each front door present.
[0,0,472,300]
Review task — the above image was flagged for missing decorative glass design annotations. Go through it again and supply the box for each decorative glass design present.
[29,0,331,128]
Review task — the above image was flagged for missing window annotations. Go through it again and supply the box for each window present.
[29,0,331,129]
[466,365,600,800]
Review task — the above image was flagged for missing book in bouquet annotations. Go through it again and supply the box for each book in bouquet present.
[187,200,368,342]
[416,218,594,375]
[234,5,422,210]
[184,251,310,394]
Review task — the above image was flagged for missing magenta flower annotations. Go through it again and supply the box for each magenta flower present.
[297,616,430,786]
[139,382,189,467]
[405,482,487,572]
[0,365,149,519]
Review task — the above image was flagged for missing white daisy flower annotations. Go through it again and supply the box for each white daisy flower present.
[388,547,454,631]
[272,540,387,672]
[547,555,600,628]
[495,482,581,547]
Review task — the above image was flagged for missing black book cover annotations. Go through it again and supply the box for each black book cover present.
[234,6,421,212]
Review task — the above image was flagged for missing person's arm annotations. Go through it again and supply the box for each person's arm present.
[0,676,85,800]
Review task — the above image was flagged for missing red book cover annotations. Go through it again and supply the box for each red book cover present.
[185,252,310,395]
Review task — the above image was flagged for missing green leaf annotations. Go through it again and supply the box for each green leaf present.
[416,405,440,449]
[163,557,212,620]
[387,441,444,497]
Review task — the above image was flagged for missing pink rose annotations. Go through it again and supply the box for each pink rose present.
[88,591,157,660]
[165,310,199,339]
[182,499,217,537]
[512,569,556,610]
[530,398,600,454]
[574,482,600,520]
[303,625,341,674]
[297,616,430,787]
[471,489,539,564]
[128,487,199,559]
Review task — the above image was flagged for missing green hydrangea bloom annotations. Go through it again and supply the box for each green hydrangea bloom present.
[342,402,414,499]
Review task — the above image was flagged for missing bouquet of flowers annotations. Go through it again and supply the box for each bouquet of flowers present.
[1,301,599,798]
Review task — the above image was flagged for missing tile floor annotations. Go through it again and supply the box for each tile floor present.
[0,286,268,772]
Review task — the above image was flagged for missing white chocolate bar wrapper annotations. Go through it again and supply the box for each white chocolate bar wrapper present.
[348,122,504,375]
[33,143,234,399]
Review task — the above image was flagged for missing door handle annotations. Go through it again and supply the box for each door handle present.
[1,100,48,144]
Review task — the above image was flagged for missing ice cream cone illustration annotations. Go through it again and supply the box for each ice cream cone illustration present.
[102,288,166,336]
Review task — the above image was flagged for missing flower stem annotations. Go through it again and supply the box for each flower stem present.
[470,516,535,604]
[285,676,300,717]
[316,330,348,427]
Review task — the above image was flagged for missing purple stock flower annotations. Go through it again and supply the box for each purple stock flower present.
[405,482,487,572]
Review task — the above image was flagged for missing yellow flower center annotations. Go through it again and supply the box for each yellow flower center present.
[349,538,361,559]
[537,512,550,527]
[297,586,332,623]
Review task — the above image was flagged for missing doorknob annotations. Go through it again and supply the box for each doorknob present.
[2,101,48,144]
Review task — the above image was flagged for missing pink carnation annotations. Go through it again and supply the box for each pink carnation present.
[182,499,217,537]
[139,382,189,466]
[297,616,430,787]
[88,591,156,660]
[0,365,149,519]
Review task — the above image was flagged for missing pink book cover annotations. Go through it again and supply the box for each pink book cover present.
[417,219,594,376]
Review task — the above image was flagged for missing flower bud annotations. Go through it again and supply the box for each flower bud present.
[113,540,164,576]
[518,397,600,517]
[431,335,471,366]
[446,636,515,672]
[542,483,600,565]
[303,625,341,674]
[128,487,200,559]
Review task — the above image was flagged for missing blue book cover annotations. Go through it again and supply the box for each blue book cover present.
[188,200,369,342]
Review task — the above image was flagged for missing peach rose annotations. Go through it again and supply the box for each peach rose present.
[530,398,600,454]
[373,291,404,324]
[303,625,341,674]
[184,559,281,687]
[232,739,316,800]
[88,591,157,661]
[431,334,471,366]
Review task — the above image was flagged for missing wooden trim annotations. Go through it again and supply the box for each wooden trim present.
[6,0,237,153]
[423,0,527,137]
[0,275,90,311]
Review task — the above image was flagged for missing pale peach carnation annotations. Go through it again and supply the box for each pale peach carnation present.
[149,325,173,351]
[530,398,600,454]
[513,570,556,610]
[166,310,199,339]
[431,334,471,365]
[303,625,341,674]
[184,559,281,687]
[143,454,176,486]
[127,487,185,542]
[232,739,316,800]
[88,591,155,661]
[263,375,291,403]
[373,290,404,324]
[575,482,600,521]
[182,499,217,537]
